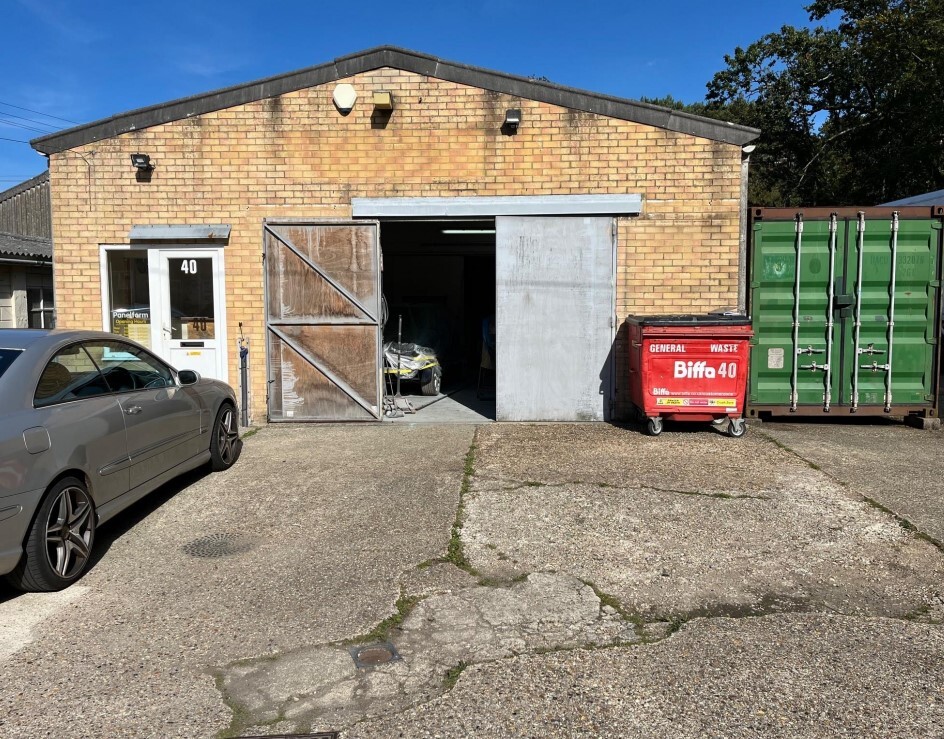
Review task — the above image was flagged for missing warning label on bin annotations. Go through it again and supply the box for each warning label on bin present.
[656,398,736,407]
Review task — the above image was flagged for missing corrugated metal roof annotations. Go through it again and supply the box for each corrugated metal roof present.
[882,188,944,207]
[30,47,760,154]
[0,231,52,260]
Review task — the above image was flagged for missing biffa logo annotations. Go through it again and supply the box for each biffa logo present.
[673,361,738,379]
[674,361,715,379]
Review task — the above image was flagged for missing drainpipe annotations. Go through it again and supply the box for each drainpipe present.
[737,144,756,314]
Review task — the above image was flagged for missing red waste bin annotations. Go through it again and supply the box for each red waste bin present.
[626,315,753,437]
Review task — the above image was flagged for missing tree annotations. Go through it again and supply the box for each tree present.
[702,0,944,206]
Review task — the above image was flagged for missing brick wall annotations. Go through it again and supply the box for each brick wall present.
[48,67,743,421]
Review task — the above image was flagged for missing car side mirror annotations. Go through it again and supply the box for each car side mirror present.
[177,369,201,386]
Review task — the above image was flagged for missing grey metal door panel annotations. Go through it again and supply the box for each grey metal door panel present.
[495,216,615,421]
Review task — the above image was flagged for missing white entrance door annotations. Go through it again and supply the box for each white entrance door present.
[157,250,226,380]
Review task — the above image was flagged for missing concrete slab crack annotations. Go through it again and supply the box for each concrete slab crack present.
[213,572,649,736]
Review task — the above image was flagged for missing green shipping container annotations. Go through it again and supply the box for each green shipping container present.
[748,207,942,419]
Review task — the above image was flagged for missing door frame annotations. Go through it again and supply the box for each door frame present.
[99,244,229,383]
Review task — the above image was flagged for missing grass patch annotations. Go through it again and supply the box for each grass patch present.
[239,426,261,440]
[343,590,424,646]
[862,496,944,552]
[477,572,529,587]
[443,661,469,690]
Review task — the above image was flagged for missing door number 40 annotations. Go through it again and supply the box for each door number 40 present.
[180,259,198,275]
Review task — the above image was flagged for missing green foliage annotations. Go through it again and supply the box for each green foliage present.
[651,1,944,205]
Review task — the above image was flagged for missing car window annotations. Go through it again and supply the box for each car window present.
[0,348,22,379]
[34,345,112,407]
[84,341,174,392]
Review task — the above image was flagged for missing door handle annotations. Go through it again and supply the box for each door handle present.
[124,405,143,415]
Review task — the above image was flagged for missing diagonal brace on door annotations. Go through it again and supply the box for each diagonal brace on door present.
[268,324,379,418]
[265,225,378,321]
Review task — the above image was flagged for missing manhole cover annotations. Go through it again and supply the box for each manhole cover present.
[349,641,401,669]
[181,533,253,558]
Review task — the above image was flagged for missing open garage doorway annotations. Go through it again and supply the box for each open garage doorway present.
[380,219,496,422]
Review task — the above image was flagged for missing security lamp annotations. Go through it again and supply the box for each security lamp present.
[504,109,521,133]
[130,153,153,170]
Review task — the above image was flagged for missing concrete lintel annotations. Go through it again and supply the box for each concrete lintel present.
[352,194,642,218]
[129,224,231,242]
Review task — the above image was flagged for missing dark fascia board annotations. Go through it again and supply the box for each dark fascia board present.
[31,47,760,155]
[0,170,49,203]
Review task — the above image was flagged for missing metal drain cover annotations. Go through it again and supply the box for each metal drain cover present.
[240,733,338,738]
[349,641,401,669]
[181,533,253,558]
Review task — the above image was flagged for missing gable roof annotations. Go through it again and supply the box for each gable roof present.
[0,231,52,260]
[31,46,759,155]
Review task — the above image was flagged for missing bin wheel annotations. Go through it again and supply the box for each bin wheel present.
[646,417,663,436]
[727,418,747,438]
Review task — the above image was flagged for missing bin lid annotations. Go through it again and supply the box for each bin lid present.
[625,313,751,327]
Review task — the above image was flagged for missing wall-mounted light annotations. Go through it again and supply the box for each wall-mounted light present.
[503,109,522,134]
[372,91,394,111]
[130,153,153,170]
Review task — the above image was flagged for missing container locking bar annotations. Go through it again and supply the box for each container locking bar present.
[798,346,825,355]
[824,213,837,412]
[790,213,804,412]
[800,362,829,372]
[851,212,866,413]
[884,211,899,412]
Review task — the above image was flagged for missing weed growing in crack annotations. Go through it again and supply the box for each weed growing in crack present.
[343,590,425,646]
[862,496,944,553]
[443,661,470,689]
[445,433,479,575]
[477,572,530,587]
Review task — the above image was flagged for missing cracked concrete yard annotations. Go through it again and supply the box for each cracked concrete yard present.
[1,420,943,738]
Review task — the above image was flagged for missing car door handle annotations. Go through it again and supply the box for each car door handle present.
[124,405,143,415]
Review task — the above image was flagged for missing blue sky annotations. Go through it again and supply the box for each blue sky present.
[1,0,820,186]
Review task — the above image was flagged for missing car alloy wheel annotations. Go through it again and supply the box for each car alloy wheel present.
[44,484,94,580]
[210,404,242,471]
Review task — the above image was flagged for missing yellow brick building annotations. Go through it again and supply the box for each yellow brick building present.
[32,47,758,423]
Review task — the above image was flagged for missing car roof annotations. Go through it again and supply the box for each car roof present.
[0,329,117,351]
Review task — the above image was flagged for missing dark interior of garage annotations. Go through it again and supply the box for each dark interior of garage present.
[379,219,496,419]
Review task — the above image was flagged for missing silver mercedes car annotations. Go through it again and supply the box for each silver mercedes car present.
[0,330,242,592]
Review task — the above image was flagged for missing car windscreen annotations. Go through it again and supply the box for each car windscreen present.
[0,348,22,379]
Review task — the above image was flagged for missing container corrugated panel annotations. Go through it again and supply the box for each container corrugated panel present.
[747,207,942,418]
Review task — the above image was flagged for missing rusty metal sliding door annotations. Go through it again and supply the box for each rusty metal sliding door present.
[264,221,381,421]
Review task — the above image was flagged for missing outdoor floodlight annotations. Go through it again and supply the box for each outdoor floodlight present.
[130,153,153,170]
[504,109,521,133]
